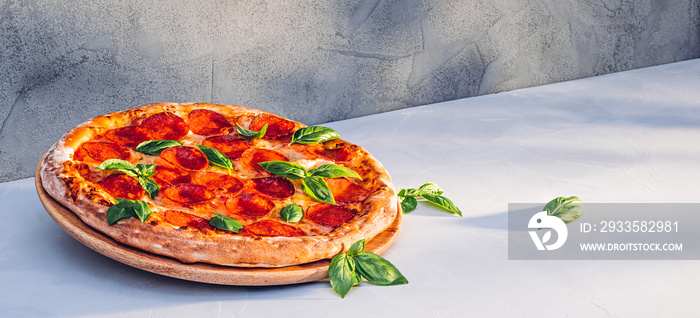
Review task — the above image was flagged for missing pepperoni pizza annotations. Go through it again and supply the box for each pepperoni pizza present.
[40,103,398,267]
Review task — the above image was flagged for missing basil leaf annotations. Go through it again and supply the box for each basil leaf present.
[400,196,417,214]
[138,176,160,199]
[347,239,365,257]
[134,140,183,155]
[195,145,233,170]
[397,188,406,197]
[106,199,151,224]
[209,213,243,233]
[279,204,304,223]
[96,159,139,177]
[353,252,408,286]
[132,199,152,223]
[136,163,156,178]
[301,176,336,205]
[289,126,340,145]
[258,161,307,180]
[417,182,444,196]
[307,164,362,180]
[236,123,267,139]
[106,200,137,225]
[420,193,462,217]
[352,270,362,286]
[398,185,462,217]
[329,252,356,298]
[399,188,420,197]
[544,196,583,224]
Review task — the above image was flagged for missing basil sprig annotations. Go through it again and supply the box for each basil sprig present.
[236,123,267,139]
[544,196,583,224]
[398,182,462,216]
[195,145,233,170]
[209,213,243,232]
[279,203,304,222]
[257,161,307,180]
[329,239,408,298]
[289,126,340,145]
[135,140,183,155]
[106,198,152,225]
[259,161,361,205]
[96,159,160,199]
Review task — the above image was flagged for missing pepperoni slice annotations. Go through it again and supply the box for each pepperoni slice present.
[193,171,244,194]
[312,145,354,162]
[241,148,288,173]
[77,142,130,162]
[104,126,153,148]
[160,146,208,171]
[251,177,295,199]
[306,203,356,227]
[225,193,274,218]
[97,174,144,200]
[141,112,189,141]
[244,220,304,237]
[163,183,213,204]
[164,210,213,230]
[152,165,191,186]
[188,109,232,136]
[201,135,250,159]
[249,113,295,139]
[326,178,370,203]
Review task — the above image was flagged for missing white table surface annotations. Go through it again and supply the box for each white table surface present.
[3,59,700,317]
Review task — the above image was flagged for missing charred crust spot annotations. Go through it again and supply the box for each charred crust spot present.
[149,221,159,226]
[61,161,73,174]
[322,139,348,149]
[85,187,113,206]
[354,162,373,179]
[63,177,80,202]
[125,109,148,120]
[358,202,373,217]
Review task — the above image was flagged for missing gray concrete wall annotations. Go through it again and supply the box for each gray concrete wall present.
[1,0,699,182]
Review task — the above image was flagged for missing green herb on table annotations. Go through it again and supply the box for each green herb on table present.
[544,196,583,223]
[397,182,462,216]
[96,159,160,199]
[329,239,408,298]
[258,161,361,205]
[106,198,152,225]
[236,123,267,139]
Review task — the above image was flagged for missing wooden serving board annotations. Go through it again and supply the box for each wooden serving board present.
[35,160,402,286]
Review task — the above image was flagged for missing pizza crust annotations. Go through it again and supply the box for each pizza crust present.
[40,103,398,267]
